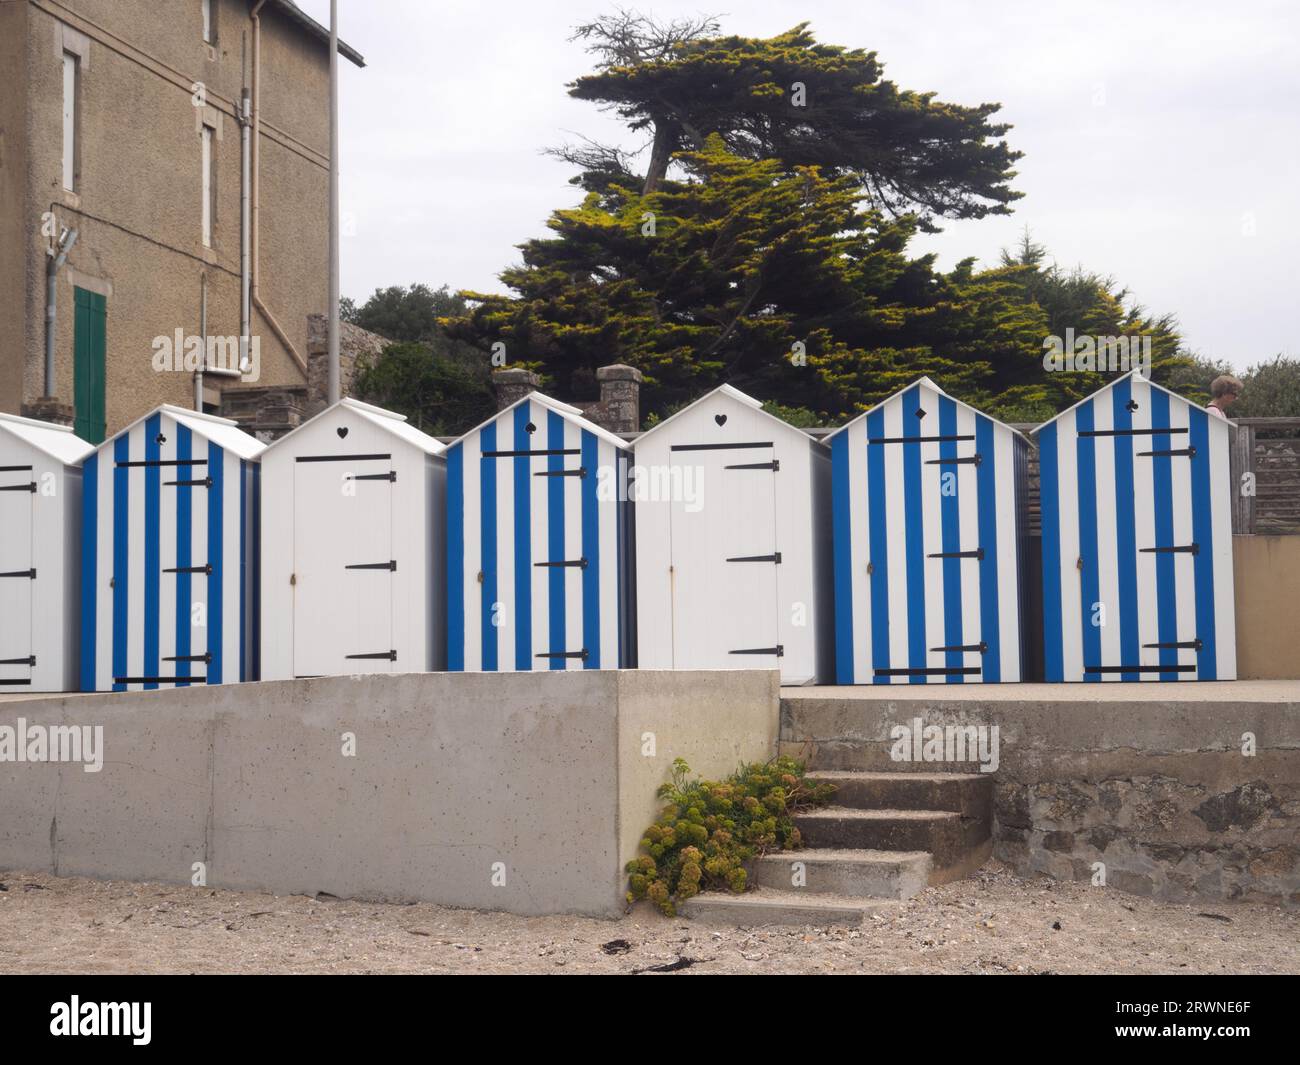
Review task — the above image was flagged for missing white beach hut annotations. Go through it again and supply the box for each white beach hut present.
[631,384,832,683]
[0,414,94,691]
[259,399,446,679]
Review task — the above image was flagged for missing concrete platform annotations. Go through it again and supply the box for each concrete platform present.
[11,678,1297,704]
[782,679,1300,702]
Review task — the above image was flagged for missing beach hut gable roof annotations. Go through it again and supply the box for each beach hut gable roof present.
[102,404,266,460]
[0,412,94,466]
[452,390,629,451]
[264,398,445,456]
[1030,369,1231,434]
[635,383,823,447]
[825,376,1030,445]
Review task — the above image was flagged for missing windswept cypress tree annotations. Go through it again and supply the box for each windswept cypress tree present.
[441,16,1189,429]
[557,16,1022,226]
[447,136,985,419]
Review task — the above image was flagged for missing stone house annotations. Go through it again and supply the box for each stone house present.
[0,0,364,442]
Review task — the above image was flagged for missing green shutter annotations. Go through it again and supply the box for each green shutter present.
[73,286,106,444]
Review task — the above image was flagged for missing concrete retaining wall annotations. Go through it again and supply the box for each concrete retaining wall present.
[1234,535,1300,680]
[0,670,780,917]
[781,683,1300,907]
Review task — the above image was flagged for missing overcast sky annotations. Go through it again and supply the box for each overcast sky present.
[297,0,1298,372]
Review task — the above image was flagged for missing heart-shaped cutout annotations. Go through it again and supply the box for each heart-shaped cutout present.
[337,426,349,439]
[714,413,727,426]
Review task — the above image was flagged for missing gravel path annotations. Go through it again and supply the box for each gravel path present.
[1,862,1295,974]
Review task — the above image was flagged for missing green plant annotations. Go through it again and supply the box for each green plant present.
[625,756,835,916]
[351,341,496,436]
[761,400,827,429]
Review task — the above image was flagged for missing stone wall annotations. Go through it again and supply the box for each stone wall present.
[781,683,1300,907]
[305,314,388,418]
[219,314,389,439]
[990,702,1299,906]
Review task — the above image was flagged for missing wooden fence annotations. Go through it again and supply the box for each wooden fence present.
[1229,418,1300,534]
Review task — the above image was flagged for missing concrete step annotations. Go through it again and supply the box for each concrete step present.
[782,739,994,774]
[795,807,959,851]
[794,807,990,878]
[807,770,992,817]
[751,848,931,899]
[679,889,905,927]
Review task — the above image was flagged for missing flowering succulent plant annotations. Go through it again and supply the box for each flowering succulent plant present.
[626,756,835,916]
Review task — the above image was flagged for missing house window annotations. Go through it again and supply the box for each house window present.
[201,123,216,246]
[61,51,78,191]
[202,0,216,44]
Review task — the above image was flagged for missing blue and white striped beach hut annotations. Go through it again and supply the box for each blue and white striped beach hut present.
[80,405,264,691]
[827,377,1030,684]
[445,391,632,671]
[1034,370,1236,681]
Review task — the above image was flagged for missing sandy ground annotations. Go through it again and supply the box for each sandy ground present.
[2,862,1296,975]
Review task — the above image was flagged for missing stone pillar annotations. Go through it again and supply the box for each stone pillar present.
[21,398,75,427]
[493,367,540,411]
[219,385,309,443]
[306,314,388,417]
[595,364,642,433]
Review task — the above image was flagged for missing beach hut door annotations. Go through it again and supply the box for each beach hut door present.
[668,443,781,668]
[0,468,35,686]
[292,457,395,676]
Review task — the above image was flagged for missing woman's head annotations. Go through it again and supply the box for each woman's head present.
[1210,375,1243,408]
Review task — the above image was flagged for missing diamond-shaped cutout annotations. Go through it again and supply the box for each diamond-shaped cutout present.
[914,408,926,419]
